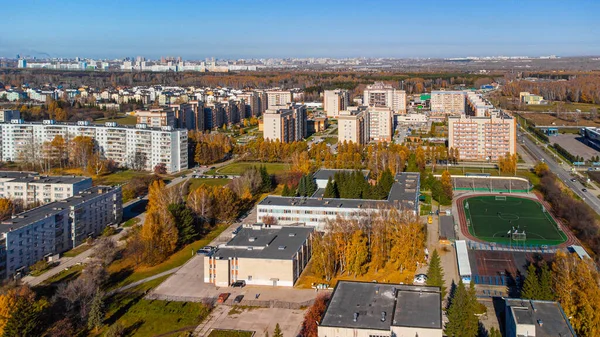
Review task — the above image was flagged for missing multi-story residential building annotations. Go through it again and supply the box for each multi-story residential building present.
[0,110,20,123]
[134,109,176,128]
[0,186,122,279]
[237,92,262,117]
[257,172,420,230]
[323,89,350,117]
[368,106,393,142]
[170,101,204,130]
[266,90,292,110]
[448,114,516,161]
[430,90,466,115]
[204,224,313,287]
[338,107,369,144]
[466,92,494,117]
[363,82,406,113]
[17,59,26,69]
[0,120,187,173]
[262,104,307,143]
[318,281,442,337]
[0,90,27,102]
[0,174,92,207]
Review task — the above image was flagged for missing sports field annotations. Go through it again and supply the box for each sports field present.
[463,195,567,246]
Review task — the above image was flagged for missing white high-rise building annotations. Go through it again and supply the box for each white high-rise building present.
[431,90,466,115]
[363,82,406,113]
[448,114,516,162]
[266,90,292,110]
[0,120,188,173]
[323,89,350,117]
[368,106,393,142]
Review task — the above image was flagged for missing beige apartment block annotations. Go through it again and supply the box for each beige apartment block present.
[431,90,466,115]
[134,109,176,128]
[323,89,350,117]
[266,90,292,110]
[363,82,406,113]
[338,108,369,144]
[368,106,393,142]
[448,114,516,161]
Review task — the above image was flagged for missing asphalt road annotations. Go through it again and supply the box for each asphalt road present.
[519,129,600,214]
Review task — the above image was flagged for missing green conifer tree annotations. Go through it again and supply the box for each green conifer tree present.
[87,291,105,330]
[273,323,283,337]
[282,184,290,197]
[426,249,446,298]
[538,261,554,301]
[521,263,541,300]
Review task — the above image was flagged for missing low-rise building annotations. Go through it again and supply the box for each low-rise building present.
[134,109,176,128]
[0,186,122,279]
[0,174,92,207]
[520,92,545,105]
[204,224,313,287]
[318,281,442,337]
[504,299,575,337]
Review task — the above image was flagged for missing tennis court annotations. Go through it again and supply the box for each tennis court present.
[463,195,567,246]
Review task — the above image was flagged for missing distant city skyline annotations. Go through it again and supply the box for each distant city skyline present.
[1,0,599,59]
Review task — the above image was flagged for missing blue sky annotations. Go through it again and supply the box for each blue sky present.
[1,0,598,59]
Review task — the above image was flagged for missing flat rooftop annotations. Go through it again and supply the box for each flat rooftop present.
[259,195,384,209]
[0,171,37,180]
[506,299,575,337]
[212,225,313,260]
[4,175,92,185]
[320,281,441,330]
[0,186,118,233]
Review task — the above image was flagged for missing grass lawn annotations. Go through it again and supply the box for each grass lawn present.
[121,217,140,228]
[41,264,85,286]
[208,330,253,337]
[107,224,229,289]
[94,170,150,186]
[523,102,600,113]
[324,136,338,145]
[295,260,415,289]
[216,162,291,175]
[94,115,138,126]
[103,275,210,337]
[62,243,92,257]
[463,195,567,246]
[187,178,232,192]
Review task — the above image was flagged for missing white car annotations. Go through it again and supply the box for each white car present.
[413,274,428,285]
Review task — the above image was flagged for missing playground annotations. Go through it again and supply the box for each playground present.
[462,195,567,246]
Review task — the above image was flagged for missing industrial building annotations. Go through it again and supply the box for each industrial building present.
[204,224,313,287]
[318,281,442,337]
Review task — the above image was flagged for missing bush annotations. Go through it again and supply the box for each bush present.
[102,226,118,237]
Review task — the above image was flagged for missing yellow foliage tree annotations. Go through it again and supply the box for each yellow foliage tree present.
[139,180,178,265]
[0,198,13,221]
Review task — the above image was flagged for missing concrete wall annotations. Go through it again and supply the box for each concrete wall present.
[391,326,443,337]
[318,326,390,337]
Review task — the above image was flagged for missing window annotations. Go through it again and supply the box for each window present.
[248,276,252,281]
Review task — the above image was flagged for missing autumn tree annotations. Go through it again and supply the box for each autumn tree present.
[1,285,49,337]
[346,230,368,277]
[70,135,95,170]
[0,198,13,221]
[533,161,549,177]
[300,293,330,337]
[440,170,453,202]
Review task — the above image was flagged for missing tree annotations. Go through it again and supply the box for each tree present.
[87,291,105,331]
[168,203,198,247]
[445,280,479,337]
[70,135,95,170]
[273,323,283,337]
[521,263,541,299]
[533,161,550,177]
[538,261,554,301]
[301,293,330,337]
[105,322,126,337]
[94,236,118,266]
[0,198,13,221]
[440,170,453,202]
[281,184,291,197]
[346,230,368,277]
[153,162,167,175]
[0,285,49,337]
[323,177,339,198]
[426,249,446,298]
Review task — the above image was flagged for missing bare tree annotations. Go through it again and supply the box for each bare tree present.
[93,237,118,266]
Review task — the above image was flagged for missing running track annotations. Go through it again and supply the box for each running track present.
[455,193,579,248]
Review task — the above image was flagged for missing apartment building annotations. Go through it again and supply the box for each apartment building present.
[262,104,307,143]
[204,224,313,287]
[448,114,516,161]
[318,282,442,337]
[430,90,466,115]
[338,107,369,145]
[0,120,188,173]
[257,173,420,230]
[134,109,176,128]
[237,92,262,117]
[323,89,350,117]
[368,106,393,142]
[363,82,406,113]
[0,186,122,279]
[466,92,494,117]
[0,110,20,123]
[0,174,92,207]
[170,101,204,130]
[266,90,292,110]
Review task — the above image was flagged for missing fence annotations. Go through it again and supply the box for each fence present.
[467,240,558,254]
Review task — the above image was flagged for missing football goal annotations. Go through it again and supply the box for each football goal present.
[495,196,507,201]
[511,231,527,241]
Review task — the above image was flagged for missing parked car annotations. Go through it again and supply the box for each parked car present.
[232,280,246,288]
[217,293,230,303]
[570,178,577,182]
[196,248,213,255]
[582,188,588,192]
[413,274,427,285]
[233,295,244,304]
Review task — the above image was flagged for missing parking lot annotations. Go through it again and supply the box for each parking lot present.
[552,133,598,160]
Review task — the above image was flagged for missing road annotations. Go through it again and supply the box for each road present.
[519,128,600,214]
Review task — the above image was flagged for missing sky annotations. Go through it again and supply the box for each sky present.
[1,0,599,59]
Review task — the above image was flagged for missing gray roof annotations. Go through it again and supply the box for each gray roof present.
[0,186,118,233]
[439,215,456,240]
[505,299,575,337]
[5,175,91,185]
[320,281,442,330]
[212,225,313,260]
[259,195,384,210]
[0,171,37,180]
[313,169,370,181]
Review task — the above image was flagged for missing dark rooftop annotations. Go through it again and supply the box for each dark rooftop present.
[320,281,442,331]
[5,175,92,185]
[0,186,118,233]
[212,225,313,260]
[0,171,37,180]
[259,195,384,210]
[505,299,575,337]
[440,215,456,240]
